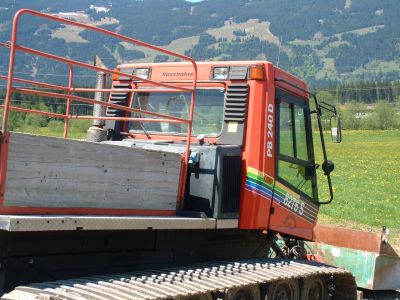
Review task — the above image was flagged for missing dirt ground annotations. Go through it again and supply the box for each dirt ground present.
[362,289,400,300]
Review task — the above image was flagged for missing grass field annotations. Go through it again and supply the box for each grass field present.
[12,119,92,139]
[315,130,400,251]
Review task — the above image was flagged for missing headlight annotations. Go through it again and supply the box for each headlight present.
[118,68,134,80]
[135,68,151,79]
[212,67,229,80]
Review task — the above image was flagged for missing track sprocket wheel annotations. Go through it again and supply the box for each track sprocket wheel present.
[267,279,300,300]
[300,276,327,300]
[223,285,261,300]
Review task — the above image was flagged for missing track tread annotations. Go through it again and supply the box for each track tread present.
[2,259,356,300]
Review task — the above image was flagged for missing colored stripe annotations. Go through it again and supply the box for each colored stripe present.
[245,167,274,201]
[246,176,273,192]
[273,183,319,214]
[245,186,272,201]
[272,193,316,222]
[273,188,318,214]
[247,167,274,184]
[275,181,300,198]
[245,180,273,198]
[273,192,317,218]
[246,166,318,223]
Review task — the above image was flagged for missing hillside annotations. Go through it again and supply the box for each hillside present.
[0,0,399,87]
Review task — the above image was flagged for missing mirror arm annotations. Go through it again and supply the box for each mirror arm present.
[319,101,337,115]
[311,94,334,204]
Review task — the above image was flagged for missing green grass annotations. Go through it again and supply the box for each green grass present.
[314,130,400,250]
[13,119,91,139]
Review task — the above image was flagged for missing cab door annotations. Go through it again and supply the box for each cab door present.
[268,89,319,240]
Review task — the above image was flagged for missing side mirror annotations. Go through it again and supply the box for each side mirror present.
[330,116,342,143]
[322,160,335,175]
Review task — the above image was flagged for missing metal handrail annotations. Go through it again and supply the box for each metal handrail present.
[0,9,199,201]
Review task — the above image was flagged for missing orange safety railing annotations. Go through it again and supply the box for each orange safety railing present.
[0,9,198,199]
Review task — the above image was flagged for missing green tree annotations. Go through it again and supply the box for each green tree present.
[316,90,338,105]
[25,101,50,128]
[370,101,397,130]
[340,102,367,130]
[25,113,48,127]
[7,112,25,131]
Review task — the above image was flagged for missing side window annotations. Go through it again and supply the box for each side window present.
[277,90,317,201]
[294,106,308,161]
[279,102,294,157]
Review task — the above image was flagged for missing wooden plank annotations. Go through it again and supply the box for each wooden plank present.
[4,133,182,211]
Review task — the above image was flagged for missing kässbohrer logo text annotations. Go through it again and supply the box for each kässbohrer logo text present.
[162,72,194,77]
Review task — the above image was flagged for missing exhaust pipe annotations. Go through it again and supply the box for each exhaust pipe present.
[87,55,111,142]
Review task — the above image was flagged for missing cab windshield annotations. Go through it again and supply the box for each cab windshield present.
[128,88,225,136]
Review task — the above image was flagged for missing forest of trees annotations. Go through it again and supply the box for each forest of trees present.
[316,81,400,130]
[0,89,93,132]
[1,80,399,132]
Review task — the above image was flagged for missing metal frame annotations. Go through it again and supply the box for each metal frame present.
[275,78,334,204]
[0,215,239,232]
[275,88,319,203]
[0,9,199,203]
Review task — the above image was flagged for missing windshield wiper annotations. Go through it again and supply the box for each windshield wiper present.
[138,121,151,139]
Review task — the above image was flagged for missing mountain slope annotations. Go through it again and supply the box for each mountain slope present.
[0,0,399,87]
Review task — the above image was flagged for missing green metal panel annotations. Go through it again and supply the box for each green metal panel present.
[373,255,400,289]
[307,242,400,290]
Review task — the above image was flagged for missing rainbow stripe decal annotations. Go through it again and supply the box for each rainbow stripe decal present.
[245,167,274,201]
[245,167,318,224]
[272,181,318,223]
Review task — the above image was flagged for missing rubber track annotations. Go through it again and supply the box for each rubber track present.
[2,259,357,300]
